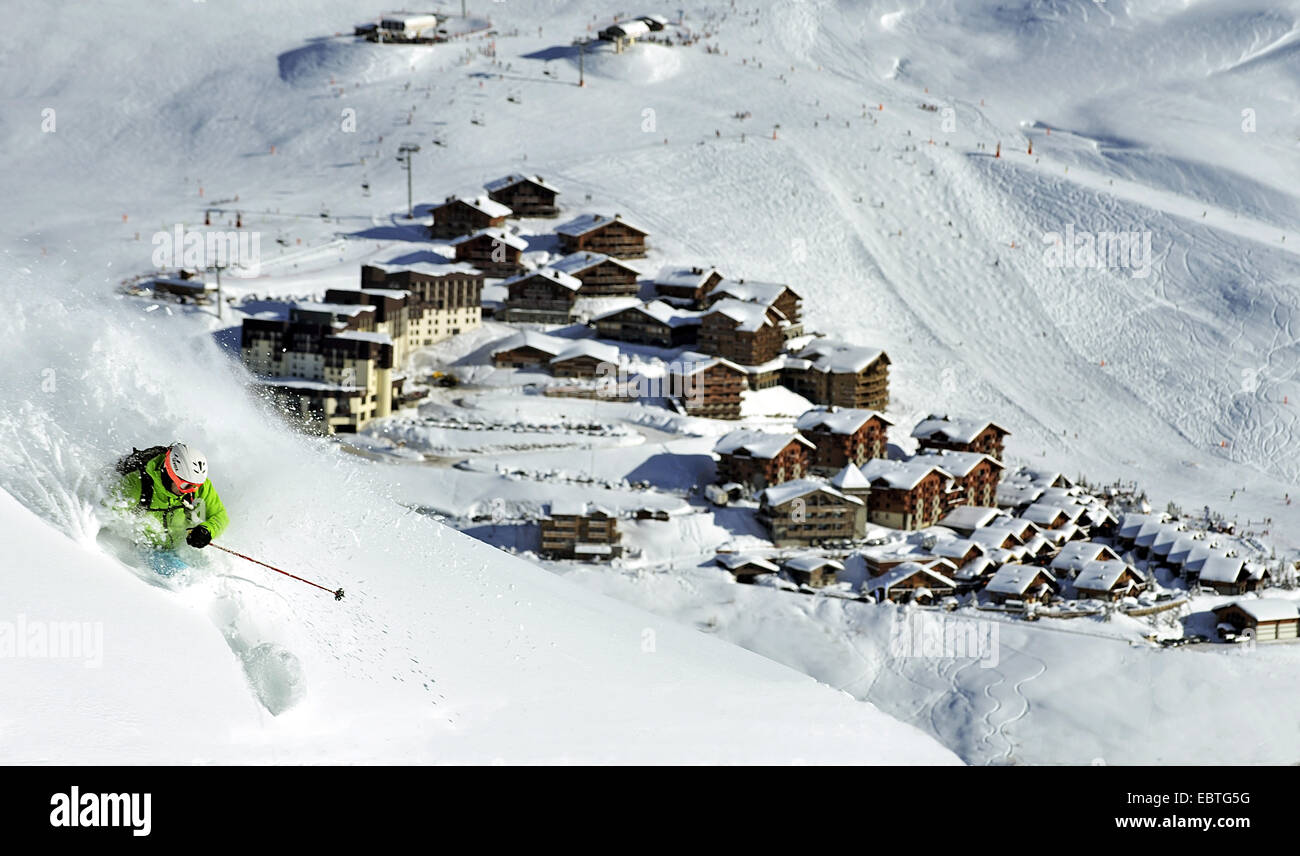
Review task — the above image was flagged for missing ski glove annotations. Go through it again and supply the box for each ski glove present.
[187,526,212,549]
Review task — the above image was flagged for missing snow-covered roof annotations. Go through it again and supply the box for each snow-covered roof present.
[501,267,583,292]
[574,543,614,556]
[368,260,483,277]
[483,173,561,194]
[254,376,363,393]
[655,264,722,289]
[436,194,512,218]
[671,356,745,377]
[549,251,638,277]
[1073,560,1134,592]
[329,330,393,345]
[985,564,1056,596]
[1117,512,1167,540]
[932,538,984,560]
[1215,599,1299,623]
[872,562,957,593]
[291,301,376,318]
[715,553,779,573]
[938,505,1003,531]
[449,227,528,250]
[795,406,893,435]
[550,339,620,365]
[921,449,1002,476]
[709,279,796,307]
[858,458,953,491]
[829,464,871,491]
[713,430,814,459]
[704,298,780,332]
[783,555,845,573]
[1021,503,1072,526]
[556,213,647,238]
[911,415,1008,444]
[490,330,568,357]
[549,500,614,517]
[794,340,887,374]
[761,478,862,508]
[1050,541,1117,571]
[1198,555,1246,583]
[594,299,701,327]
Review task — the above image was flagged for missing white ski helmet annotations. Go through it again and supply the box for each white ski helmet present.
[164,442,209,492]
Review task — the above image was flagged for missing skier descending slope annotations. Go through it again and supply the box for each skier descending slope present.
[107,442,228,576]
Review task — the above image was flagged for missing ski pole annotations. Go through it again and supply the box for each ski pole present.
[210,543,345,601]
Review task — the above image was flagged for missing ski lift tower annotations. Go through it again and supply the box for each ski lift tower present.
[396,142,421,219]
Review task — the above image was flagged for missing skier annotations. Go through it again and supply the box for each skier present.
[109,442,229,576]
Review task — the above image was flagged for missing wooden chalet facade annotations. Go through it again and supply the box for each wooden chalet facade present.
[704,279,803,334]
[781,556,845,588]
[556,214,648,258]
[490,331,564,369]
[592,301,700,348]
[715,553,779,583]
[869,561,959,604]
[550,252,640,296]
[539,502,622,561]
[713,431,815,490]
[795,407,893,474]
[698,299,785,366]
[1072,560,1147,601]
[912,415,1010,460]
[858,460,959,531]
[429,195,511,239]
[782,341,891,411]
[500,268,582,324]
[923,451,1004,508]
[484,174,560,218]
[668,357,747,420]
[655,265,724,307]
[984,564,1059,605]
[451,228,527,277]
[758,480,866,546]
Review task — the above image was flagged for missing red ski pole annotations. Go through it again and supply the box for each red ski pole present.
[210,543,345,601]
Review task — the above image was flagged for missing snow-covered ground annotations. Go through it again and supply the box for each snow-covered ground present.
[3,0,1300,763]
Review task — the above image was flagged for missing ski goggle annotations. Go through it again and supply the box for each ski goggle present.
[164,452,202,494]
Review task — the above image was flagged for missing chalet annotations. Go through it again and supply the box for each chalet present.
[483,174,561,218]
[1072,560,1146,601]
[1049,541,1122,576]
[714,430,815,489]
[781,340,891,411]
[549,252,640,296]
[1196,555,1268,596]
[912,415,1010,459]
[937,505,1004,537]
[654,265,725,307]
[984,564,1059,605]
[698,299,786,366]
[931,538,988,569]
[968,526,1024,553]
[828,462,873,504]
[1212,600,1300,642]
[758,479,866,546]
[667,357,747,419]
[715,553,780,583]
[450,228,527,276]
[592,301,701,348]
[1020,502,1083,531]
[704,279,803,336]
[540,501,622,561]
[548,340,620,378]
[1115,513,1168,550]
[921,450,1004,508]
[500,268,583,324]
[490,330,567,369]
[795,407,893,474]
[869,561,958,605]
[556,213,649,258]
[599,19,651,41]
[429,195,512,238]
[857,459,960,530]
[860,540,940,577]
[782,556,846,588]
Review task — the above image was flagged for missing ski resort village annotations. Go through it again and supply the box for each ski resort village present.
[7,0,1300,767]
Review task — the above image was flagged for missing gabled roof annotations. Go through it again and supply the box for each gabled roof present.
[594,299,701,327]
[985,564,1057,596]
[435,194,512,218]
[556,213,648,238]
[366,260,483,277]
[709,279,798,307]
[911,415,1010,444]
[1198,555,1246,583]
[715,553,780,573]
[449,227,528,250]
[938,506,1003,531]
[549,500,614,517]
[921,449,1003,476]
[655,264,722,289]
[783,555,846,573]
[490,330,568,357]
[549,339,620,364]
[549,251,639,277]
[484,173,561,194]
[1050,540,1119,571]
[858,458,953,491]
[704,298,782,332]
[501,267,583,292]
[872,562,957,594]
[795,406,893,435]
[1214,599,1300,623]
[761,478,863,508]
[1073,560,1136,592]
[714,430,814,459]
[1117,512,1168,540]
[829,464,871,491]
[671,356,746,377]
[1021,503,1072,526]
[794,340,887,374]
